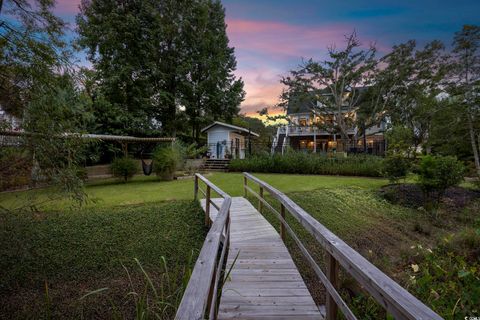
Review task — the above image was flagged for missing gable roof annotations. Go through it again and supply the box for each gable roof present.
[201,121,259,137]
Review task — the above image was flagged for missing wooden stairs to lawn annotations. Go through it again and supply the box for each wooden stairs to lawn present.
[201,159,231,172]
[175,173,443,320]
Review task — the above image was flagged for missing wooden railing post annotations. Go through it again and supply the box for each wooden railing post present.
[280,203,286,241]
[194,175,199,201]
[243,175,247,197]
[326,253,339,320]
[206,186,211,226]
[259,187,264,212]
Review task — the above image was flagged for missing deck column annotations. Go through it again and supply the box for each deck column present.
[326,253,339,320]
[280,204,286,241]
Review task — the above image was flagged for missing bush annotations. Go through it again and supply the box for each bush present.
[229,152,384,177]
[382,155,410,183]
[417,155,464,209]
[153,144,183,180]
[110,157,138,182]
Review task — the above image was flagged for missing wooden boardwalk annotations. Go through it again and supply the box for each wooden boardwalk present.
[202,197,322,320]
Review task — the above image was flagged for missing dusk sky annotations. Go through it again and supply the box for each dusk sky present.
[54,0,480,116]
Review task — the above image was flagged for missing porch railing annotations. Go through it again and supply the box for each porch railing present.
[175,174,231,320]
[243,172,442,320]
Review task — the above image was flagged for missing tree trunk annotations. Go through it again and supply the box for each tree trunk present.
[467,112,480,176]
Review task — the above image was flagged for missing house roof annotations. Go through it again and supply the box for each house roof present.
[201,121,259,137]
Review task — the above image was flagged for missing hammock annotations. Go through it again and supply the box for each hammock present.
[141,159,154,176]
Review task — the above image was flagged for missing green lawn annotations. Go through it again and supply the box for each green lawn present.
[0,172,387,210]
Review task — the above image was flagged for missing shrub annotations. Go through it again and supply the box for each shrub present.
[417,155,464,209]
[382,154,410,183]
[153,144,183,180]
[229,152,384,177]
[110,157,138,182]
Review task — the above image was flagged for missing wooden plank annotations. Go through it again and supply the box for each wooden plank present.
[214,197,321,320]
[243,172,442,320]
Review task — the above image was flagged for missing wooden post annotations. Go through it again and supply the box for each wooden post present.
[205,186,211,226]
[194,175,199,201]
[243,176,247,197]
[280,204,286,241]
[259,187,264,212]
[326,253,339,320]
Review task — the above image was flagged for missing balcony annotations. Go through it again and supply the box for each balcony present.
[277,125,356,136]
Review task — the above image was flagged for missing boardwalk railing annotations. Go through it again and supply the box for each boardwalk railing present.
[175,174,232,320]
[243,172,442,320]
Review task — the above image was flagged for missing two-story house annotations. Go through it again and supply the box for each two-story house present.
[272,91,386,155]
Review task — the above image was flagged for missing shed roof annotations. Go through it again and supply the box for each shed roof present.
[201,121,259,137]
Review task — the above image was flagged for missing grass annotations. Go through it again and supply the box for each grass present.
[1,172,477,318]
[0,200,206,319]
[0,173,387,210]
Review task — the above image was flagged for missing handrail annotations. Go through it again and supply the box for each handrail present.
[175,174,232,320]
[243,172,442,320]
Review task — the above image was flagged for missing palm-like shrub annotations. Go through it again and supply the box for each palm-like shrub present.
[110,157,138,182]
[153,144,183,180]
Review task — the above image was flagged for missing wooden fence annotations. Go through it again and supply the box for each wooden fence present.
[243,172,442,320]
[175,174,232,320]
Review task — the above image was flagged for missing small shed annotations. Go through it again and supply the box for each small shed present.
[201,121,259,159]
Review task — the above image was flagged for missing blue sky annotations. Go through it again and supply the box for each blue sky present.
[53,0,480,115]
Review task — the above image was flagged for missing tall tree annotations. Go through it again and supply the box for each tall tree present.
[76,0,244,138]
[1,0,92,205]
[182,0,244,141]
[360,40,448,156]
[450,25,480,176]
[279,32,377,148]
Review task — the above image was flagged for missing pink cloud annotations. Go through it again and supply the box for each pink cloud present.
[226,19,389,116]
[55,0,81,14]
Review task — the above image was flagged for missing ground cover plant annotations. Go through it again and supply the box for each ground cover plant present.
[229,152,384,177]
[0,199,206,319]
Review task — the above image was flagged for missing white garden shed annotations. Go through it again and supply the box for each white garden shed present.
[201,121,259,159]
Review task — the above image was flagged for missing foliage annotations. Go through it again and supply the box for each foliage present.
[0,199,206,318]
[0,148,31,191]
[449,25,480,177]
[184,143,209,159]
[385,126,416,157]
[153,144,183,180]
[278,31,377,146]
[76,0,244,137]
[382,154,410,183]
[230,152,384,177]
[406,229,480,318]
[110,157,138,182]
[417,156,465,209]
[0,0,93,205]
